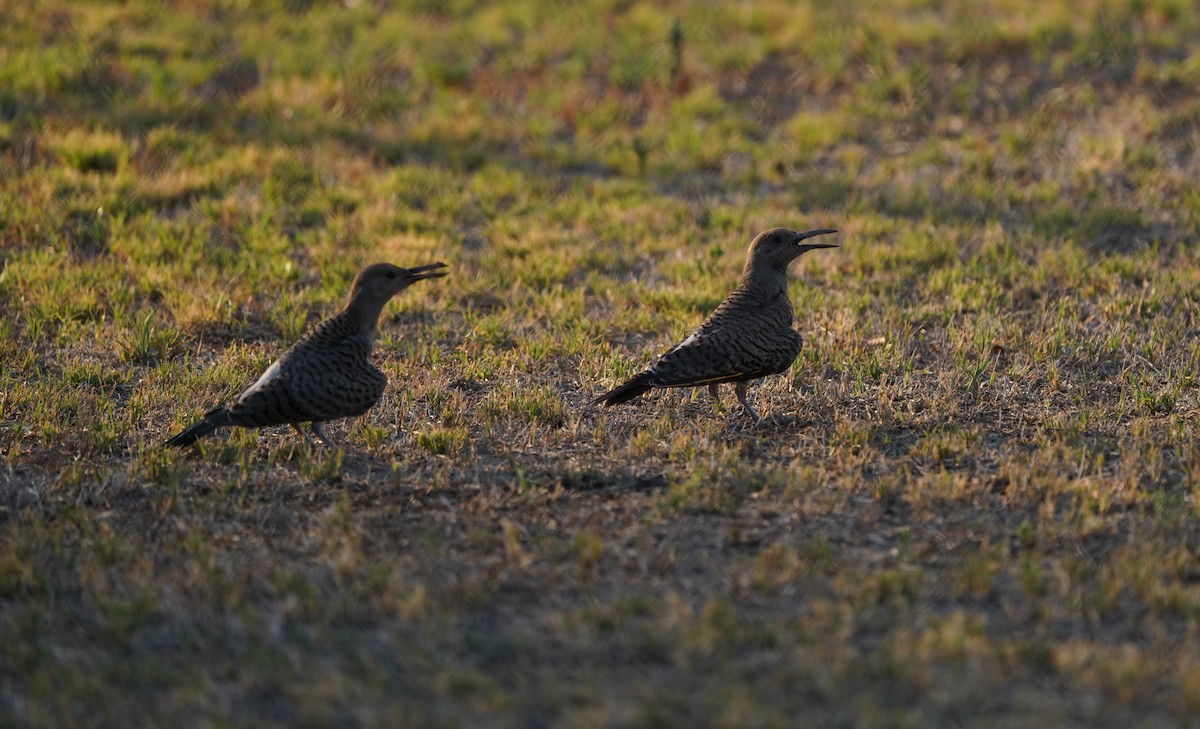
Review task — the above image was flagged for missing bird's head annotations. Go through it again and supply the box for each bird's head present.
[351,261,448,303]
[745,228,838,274]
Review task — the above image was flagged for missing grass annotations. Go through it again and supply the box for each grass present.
[3,0,1200,726]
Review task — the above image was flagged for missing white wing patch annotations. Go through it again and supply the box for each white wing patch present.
[239,359,282,400]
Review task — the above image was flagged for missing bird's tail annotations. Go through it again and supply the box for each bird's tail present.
[163,408,230,448]
[591,372,655,408]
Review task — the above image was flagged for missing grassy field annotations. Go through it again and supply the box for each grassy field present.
[3,0,1200,725]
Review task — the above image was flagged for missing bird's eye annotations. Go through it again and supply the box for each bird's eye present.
[387,271,397,280]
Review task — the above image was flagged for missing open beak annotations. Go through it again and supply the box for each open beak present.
[406,262,449,281]
[793,228,838,252]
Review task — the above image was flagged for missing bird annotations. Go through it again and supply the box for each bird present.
[164,261,448,448]
[592,228,837,424]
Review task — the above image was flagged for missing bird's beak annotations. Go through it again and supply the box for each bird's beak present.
[793,228,838,251]
[406,262,449,280]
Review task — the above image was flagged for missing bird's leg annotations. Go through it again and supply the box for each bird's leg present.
[708,383,721,402]
[734,382,762,425]
[310,421,336,449]
[291,423,320,448]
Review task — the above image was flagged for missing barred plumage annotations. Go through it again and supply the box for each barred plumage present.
[592,228,837,423]
[165,262,447,448]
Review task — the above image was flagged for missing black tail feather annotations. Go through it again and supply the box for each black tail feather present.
[591,372,655,408]
[163,408,229,448]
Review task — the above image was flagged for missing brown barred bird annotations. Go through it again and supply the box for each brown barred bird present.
[164,262,447,448]
[592,228,837,423]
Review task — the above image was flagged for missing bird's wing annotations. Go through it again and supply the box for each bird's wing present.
[648,331,775,387]
[647,302,796,387]
[225,326,384,425]
[284,354,387,421]
[272,327,388,420]
[226,357,319,426]
[227,353,387,425]
[643,282,801,388]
